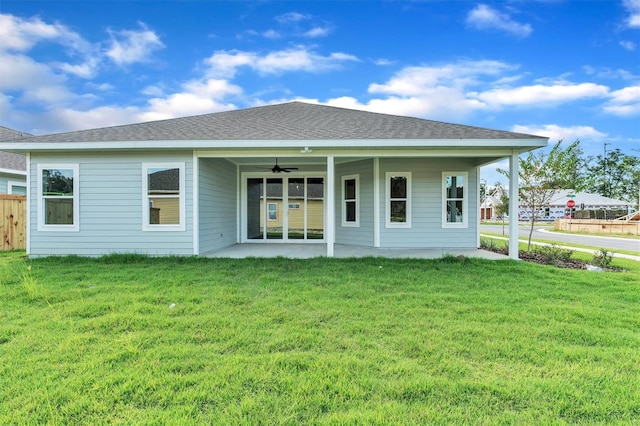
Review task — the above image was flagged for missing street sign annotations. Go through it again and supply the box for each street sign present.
[567,199,576,208]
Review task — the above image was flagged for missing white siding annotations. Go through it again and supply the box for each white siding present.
[335,159,374,246]
[29,151,194,257]
[378,158,478,249]
[198,158,238,254]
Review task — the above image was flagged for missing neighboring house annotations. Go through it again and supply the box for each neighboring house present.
[0,126,30,195]
[518,189,634,221]
[0,102,547,258]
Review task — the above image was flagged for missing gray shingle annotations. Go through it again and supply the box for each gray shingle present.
[13,102,546,144]
[0,126,29,171]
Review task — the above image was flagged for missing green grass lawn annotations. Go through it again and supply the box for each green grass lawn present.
[1,252,639,424]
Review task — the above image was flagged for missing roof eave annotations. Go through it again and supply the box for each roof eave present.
[0,137,548,153]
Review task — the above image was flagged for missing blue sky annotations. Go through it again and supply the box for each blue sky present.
[1,0,638,184]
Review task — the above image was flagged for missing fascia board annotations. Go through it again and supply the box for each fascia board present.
[0,138,548,152]
[0,168,27,176]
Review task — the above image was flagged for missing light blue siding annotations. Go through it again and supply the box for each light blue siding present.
[29,151,194,257]
[198,158,238,254]
[0,173,27,194]
[335,159,374,247]
[378,158,478,248]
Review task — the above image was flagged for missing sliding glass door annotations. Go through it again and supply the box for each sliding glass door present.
[245,176,324,241]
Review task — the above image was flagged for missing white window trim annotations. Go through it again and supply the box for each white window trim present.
[267,202,278,221]
[37,164,80,232]
[142,162,186,232]
[442,171,468,228]
[385,172,411,228]
[341,174,360,227]
[7,180,26,195]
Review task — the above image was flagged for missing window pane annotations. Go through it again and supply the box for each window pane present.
[446,200,464,223]
[446,175,464,199]
[390,176,407,198]
[148,168,179,194]
[43,169,74,196]
[149,197,180,224]
[44,198,74,224]
[345,179,356,200]
[288,178,304,199]
[11,185,27,196]
[346,201,356,222]
[390,200,407,223]
[307,177,324,199]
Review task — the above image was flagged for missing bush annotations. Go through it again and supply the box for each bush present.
[592,248,613,269]
[532,244,574,265]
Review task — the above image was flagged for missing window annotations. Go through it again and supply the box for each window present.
[143,163,185,231]
[386,172,411,228]
[267,203,278,220]
[38,164,79,231]
[8,181,26,195]
[342,174,359,226]
[442,172,468,228]
[288,203,300,209]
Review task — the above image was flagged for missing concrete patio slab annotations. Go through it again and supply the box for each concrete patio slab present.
[204,244,509,260]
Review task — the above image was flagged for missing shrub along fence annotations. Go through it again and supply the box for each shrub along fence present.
[0,194,26,250]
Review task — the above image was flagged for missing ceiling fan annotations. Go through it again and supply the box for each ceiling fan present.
[268,158,298,173]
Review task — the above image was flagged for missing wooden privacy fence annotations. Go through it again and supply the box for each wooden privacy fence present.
[1,194,26,251]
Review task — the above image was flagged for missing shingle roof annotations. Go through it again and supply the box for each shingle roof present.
[13,102,546,144]
[0,126,29,171]
[549,190,631,207]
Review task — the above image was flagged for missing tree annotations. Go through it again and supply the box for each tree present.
[584,148,640,206]
[490,182,510,235]
[499,140,583,251]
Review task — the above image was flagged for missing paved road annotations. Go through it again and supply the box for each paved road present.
[480,224,640,254]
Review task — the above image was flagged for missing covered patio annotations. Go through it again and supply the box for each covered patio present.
[204,243,509,260]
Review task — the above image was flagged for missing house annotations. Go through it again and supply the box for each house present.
[0,102,547,259]
[0,126,29,195]
[518,189,634,221]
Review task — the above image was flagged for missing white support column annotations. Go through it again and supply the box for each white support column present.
[326,155,335,257]
[476,166,481,249]
[509,151,520,260]
[192,152,200,255]
[373,157,380,247]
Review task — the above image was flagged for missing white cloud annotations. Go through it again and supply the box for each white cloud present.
[0,52,76,105]
[275,12,311,24]
[620,40,636,51]
[373,58,395,66]
[0,13,99,78]
[205,46,359,78]
[139,79,242,121]
[466,4,533,37]
[623,0,640,28]
[511,124,606,142]
[469,82,610,107]
[303,27,331,38]
[369,61,513,96]
[312,61,621,122]
[105,22,164,66]
[603,86,640,116]
[0,13,89,52]
[46,105,143,132]
[262,29,281,39]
